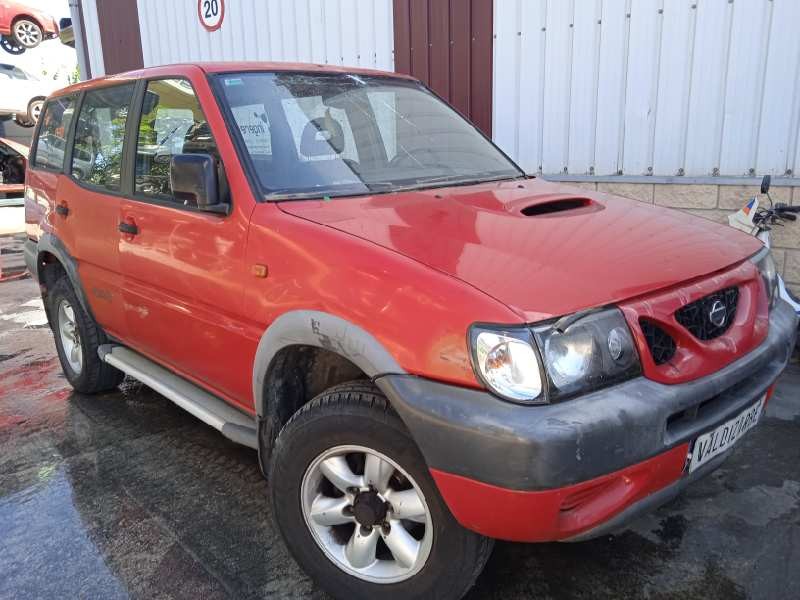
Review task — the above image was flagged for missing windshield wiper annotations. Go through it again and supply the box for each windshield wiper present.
[268,173,526,201]
[266,185,373,201]
[374,172,525,193]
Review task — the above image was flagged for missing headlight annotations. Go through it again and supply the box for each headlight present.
[532,309,640,401]
[469,308,641,404]
[751,246,778,309]
[470,328,544,404]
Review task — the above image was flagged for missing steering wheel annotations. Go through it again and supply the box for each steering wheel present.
[388,147,454,172]
[343,158,360,172]
[135,174,168,196]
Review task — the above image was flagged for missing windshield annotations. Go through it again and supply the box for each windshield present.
[214,72,524,199]
[0,64,36,80]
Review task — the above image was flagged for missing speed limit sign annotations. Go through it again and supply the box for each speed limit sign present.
[198,0,224,31]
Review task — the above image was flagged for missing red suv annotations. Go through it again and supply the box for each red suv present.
[24,63,798,599]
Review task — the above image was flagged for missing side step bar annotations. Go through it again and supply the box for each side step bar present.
[98,344,258,449]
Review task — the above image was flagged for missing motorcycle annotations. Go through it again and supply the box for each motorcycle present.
[728,175,800,347]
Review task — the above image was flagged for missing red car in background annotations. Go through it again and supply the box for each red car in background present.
[0,136,27,202]
[0,1,58,49]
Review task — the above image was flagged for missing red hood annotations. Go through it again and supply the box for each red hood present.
[279,179,762,321]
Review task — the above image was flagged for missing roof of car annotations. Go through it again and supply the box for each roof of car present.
[51,62,417,97]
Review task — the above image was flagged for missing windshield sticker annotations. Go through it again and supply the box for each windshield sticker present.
[224,78,243,86]
[231,105,272,155]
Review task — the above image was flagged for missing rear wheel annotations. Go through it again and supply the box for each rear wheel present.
[47,274,124,394]
[269,381,493,600]
[12,18,43,48]
[15,98,43,127]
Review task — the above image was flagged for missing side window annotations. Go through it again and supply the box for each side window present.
[33,95,77,171]
[72,84,135,192]
[135,78,219,199]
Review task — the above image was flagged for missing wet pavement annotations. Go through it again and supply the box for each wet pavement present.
[1,275,799,600]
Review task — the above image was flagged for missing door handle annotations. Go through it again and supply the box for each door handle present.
[55,204,69,217]
[118,221,139,235]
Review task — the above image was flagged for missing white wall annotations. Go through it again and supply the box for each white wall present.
[77,0,105,77]
[135,0,394,72]
[493,0,800,181]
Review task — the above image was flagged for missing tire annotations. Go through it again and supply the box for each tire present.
[12,18,43,49]
[269,381,493,600]
[27,98,43,124]
[14,98,43,127]
[47,274,124,394]
[0,34,25,55]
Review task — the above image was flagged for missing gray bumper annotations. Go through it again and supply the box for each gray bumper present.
[23,238,38,281]
[377,300,797,491]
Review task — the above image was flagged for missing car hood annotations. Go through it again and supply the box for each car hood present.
[0,137,29,159]
[278,179,762,321]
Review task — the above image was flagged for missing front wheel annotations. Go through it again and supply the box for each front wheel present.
[269,381,493,600]
[12,19,43,48]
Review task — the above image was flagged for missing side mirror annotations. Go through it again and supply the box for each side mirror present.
[760,174,771,194]
[169,153,228,214]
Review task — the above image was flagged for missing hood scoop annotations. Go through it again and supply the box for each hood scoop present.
[520,197,599,217]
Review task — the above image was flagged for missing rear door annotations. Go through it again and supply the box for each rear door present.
[59,83,136,339]
[26,93,78,248]
[118,76,253,409]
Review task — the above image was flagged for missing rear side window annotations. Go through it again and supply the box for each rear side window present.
[33,95,77,171]
[71,84,135,192]
[134,78,219,199]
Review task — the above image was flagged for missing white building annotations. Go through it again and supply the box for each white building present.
[71,0,800,288]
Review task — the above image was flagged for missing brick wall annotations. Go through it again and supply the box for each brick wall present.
[569,182,800,297]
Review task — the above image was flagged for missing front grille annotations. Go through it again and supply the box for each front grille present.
[675,287,739,341]
[640,319,676,365]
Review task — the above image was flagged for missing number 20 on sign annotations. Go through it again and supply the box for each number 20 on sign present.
[198,0,224,32]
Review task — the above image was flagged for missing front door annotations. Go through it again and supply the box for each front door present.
[118,77,253,410]
[62,84,137,339]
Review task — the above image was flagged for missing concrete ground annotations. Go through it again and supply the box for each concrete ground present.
[1,275,798,600]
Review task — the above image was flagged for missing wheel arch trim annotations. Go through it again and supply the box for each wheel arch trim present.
[34,232,95,320]
[11,14,44,30]
[252,310,405,418]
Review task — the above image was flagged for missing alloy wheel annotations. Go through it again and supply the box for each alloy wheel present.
[0,35,25,55]
[30,100,43,122]
[57,300,83,375]
[301,444,433,583]
[13,20,42,47]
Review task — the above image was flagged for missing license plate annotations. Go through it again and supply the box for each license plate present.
[688,396,765,473]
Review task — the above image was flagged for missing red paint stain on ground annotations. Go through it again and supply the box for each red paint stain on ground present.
[0,357,63,400]
[0,414,27,429]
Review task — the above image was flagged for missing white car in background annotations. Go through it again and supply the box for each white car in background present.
[0,62,58,126]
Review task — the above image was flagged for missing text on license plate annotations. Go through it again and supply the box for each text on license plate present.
[688,395,765,473]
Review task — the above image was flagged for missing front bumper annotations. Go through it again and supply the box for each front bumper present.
[377,300,797,541]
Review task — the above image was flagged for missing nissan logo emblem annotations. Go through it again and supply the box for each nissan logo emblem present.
[708,300,727,328]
